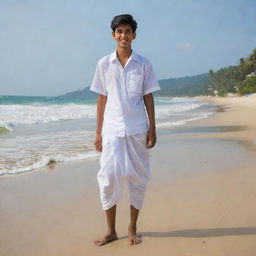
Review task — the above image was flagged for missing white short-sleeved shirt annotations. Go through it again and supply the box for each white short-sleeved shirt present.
[90,50,160,137]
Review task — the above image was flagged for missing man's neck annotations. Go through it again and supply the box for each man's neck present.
[116,48,132,60]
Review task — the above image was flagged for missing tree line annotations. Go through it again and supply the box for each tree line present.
[209,48,256,96]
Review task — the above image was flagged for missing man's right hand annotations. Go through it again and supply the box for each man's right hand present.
[94,134,103,152]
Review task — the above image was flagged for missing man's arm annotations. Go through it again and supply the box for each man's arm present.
[143,93,157,149]
[94,94,107,152]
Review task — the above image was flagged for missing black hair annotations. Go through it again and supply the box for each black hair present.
[111,14,137,33]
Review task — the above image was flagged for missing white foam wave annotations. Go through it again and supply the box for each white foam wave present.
[0,130,98,176]
[0,97,215,176]
[155,102,201,118]
[157,112,213,128]
[0,104,97,128]
[155,96,207,104]
[0,151,99,176]
[0,98,207,128]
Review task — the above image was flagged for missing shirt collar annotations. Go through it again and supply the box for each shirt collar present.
[109,50,139,63]
[131,50,139,62]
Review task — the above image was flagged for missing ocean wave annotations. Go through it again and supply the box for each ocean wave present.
[155,96,207,104]
[0,129,98,176]
[0,104,97,128]
[0,99,206,128]
[157,112,213,128]
[0,151,99,176]
[155,102,201,118]
[0,97,215,176]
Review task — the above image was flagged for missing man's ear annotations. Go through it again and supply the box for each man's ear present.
[133,32,136,40]
[112,31,115,39]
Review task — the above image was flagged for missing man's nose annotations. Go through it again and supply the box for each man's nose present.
[120,32,128,37]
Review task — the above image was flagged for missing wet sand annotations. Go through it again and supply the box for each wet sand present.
[1,95,256,256]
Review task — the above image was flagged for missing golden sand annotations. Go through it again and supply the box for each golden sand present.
[1,95,256,256]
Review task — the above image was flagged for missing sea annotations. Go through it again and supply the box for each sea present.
[0,95,217,176]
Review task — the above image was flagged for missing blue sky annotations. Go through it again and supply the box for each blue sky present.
[0,0,255,96]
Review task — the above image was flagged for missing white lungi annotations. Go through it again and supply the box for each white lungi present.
[97,133,150,210]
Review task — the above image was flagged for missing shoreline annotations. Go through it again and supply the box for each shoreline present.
[1,95,256,255]
[192,95,256,142]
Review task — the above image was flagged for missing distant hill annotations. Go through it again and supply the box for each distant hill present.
[156,73,210,97]
[58,73,210,99]
[58,87,96,99]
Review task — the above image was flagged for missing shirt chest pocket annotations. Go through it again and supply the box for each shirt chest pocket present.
[128,73,144,94]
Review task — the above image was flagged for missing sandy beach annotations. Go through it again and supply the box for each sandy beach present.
[1,95,256,256]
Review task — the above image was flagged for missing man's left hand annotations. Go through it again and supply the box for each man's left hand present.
[146,128,156,149]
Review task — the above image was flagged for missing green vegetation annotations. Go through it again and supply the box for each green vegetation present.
[155,48,256,97]
[209,48,256,96]
[239,76,256,95]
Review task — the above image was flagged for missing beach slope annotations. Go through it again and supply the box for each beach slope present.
[0,95,256,256]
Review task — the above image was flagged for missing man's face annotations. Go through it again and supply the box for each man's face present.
[112,24,136,49]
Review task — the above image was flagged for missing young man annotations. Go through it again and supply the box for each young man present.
[90,14,160,246]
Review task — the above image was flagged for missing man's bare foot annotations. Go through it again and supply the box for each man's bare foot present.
[128,225,142,245]
[94,232,118,246]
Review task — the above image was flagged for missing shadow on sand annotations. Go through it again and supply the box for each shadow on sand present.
[118,227,256,240]
[140,227,256,238]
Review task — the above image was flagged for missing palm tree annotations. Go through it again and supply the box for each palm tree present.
[248,48,256,73]
[239,57,245,65]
